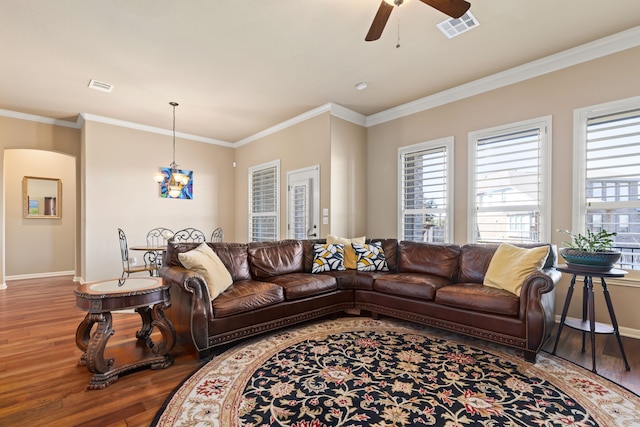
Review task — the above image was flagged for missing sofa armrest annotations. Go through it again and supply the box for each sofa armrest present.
[520,267,562,354]
[160,265,213,356]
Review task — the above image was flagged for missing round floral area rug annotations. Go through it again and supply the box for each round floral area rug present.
[153,317,640,427]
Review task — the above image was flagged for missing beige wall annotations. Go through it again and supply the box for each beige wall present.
[0,117,81,285]
[234,113,332,242]
[81,120,235,282]
[366,46,640,332]
[5,149,76,276]
[330,116,367,238]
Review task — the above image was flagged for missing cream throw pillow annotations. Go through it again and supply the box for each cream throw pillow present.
[483,243,550,296]
[178,243,233,299]
[327,234,366,270]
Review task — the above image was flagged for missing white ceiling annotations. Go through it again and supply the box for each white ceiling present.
[2,0,640,143]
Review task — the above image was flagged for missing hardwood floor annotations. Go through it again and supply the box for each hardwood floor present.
[0,276,638,426]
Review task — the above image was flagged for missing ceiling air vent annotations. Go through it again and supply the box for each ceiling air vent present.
[88,79,114,93]
[437,11,479,39]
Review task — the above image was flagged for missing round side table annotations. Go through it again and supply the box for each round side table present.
[75,277,176,389]
[551,264,630,373]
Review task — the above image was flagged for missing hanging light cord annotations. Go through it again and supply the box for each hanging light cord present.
[170,101,178,169]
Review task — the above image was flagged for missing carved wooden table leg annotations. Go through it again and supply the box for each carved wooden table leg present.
[74,277,176,389]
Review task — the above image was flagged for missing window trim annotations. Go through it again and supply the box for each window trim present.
[467,116,552,243]
[573,96,640,276]
[248,159,280,242]
[397,137,454,243]
[572,95,640,232]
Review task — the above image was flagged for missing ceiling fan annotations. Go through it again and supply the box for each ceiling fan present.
[365,0,471,41]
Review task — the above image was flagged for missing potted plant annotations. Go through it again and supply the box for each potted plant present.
[556,229,621,270]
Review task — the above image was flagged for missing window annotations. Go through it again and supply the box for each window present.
[575,97,640,270]
[249,160,280,242]
[468,117,551,243]
[399,137,454,243]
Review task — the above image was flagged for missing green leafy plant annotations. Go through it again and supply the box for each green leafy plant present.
[556,229,617,252]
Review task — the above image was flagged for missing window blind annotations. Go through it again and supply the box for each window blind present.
[585,108,640,269]
[250,164,278,242]
[401,146,448,242]
[474,127,542,243]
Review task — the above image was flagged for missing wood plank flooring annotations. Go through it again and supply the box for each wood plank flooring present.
[1,276,638,426]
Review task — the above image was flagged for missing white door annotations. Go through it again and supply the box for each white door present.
[287,166,320,239]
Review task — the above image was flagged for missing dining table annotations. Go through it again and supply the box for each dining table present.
[129,244,167,273]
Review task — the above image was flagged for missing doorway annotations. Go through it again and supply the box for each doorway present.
[286,165,320,240]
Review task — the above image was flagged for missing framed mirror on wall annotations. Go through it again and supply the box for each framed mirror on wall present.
[23,176,62,219]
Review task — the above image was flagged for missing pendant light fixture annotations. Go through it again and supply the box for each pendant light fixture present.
[154,101,190,198]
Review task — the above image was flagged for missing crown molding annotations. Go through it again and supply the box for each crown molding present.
[0,109,81,129]
[366,25,640,127]
[80,113,235,147]
[236,103,366,147]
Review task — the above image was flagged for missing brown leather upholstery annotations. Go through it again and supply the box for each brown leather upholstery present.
[374,273,452,301]
[161,239,559,363]
[212,279,284,318]
[435,283,519,316]
[248,240,304,278]
[398,241,460,280]
[265,273,337,300]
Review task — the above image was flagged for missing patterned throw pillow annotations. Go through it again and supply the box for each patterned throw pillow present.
[312,243,346,273]
[352,242,389,272]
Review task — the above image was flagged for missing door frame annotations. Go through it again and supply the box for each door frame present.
[286,165,320,240]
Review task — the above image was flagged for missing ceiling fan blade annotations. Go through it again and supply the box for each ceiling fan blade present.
[365,1,394,42]
[419,0,470,19]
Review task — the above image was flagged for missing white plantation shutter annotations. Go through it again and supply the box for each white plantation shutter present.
[291,182,308,239]
[249,161,279,242]
[582,106,640,269]
[399,138,453,242]
[470,118,550,243]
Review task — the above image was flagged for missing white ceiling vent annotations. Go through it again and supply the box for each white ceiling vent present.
[437,11,479,39]
[88,79,114,93]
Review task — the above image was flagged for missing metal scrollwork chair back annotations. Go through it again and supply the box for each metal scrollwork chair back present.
[118,228,156,285]
[172,227,206,243]
[146,227,174,247]
[210,227,223,242]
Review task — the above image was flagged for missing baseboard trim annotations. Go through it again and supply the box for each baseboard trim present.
[5,271,76,281]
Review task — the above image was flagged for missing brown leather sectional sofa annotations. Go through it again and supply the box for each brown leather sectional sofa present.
[160,238,560,362]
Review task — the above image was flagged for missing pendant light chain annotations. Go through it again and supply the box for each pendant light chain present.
[170,101,179,169]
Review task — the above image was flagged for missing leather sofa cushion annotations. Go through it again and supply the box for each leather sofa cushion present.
[266,273,337,300]
[167,242,251,281]
[321,270,382,290]
[435,283,519,316]
[459,243,556,284]
[212,280,284,318]
[374,273,453,301]
[398,241,460,280]
[209,242,252,281]
[248,240,303,279]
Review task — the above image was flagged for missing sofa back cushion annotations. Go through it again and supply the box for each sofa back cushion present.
[303,238,399,273]
[459,243,556,284]
[166,241,251,281]
[398,241,460,281]
[248,240,304,279]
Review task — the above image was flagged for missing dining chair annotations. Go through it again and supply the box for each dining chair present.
[146,227,174,247]
[145,227,174,269]
[118,228,157,284]
[210,227,224,242]
[172,227,206,243]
